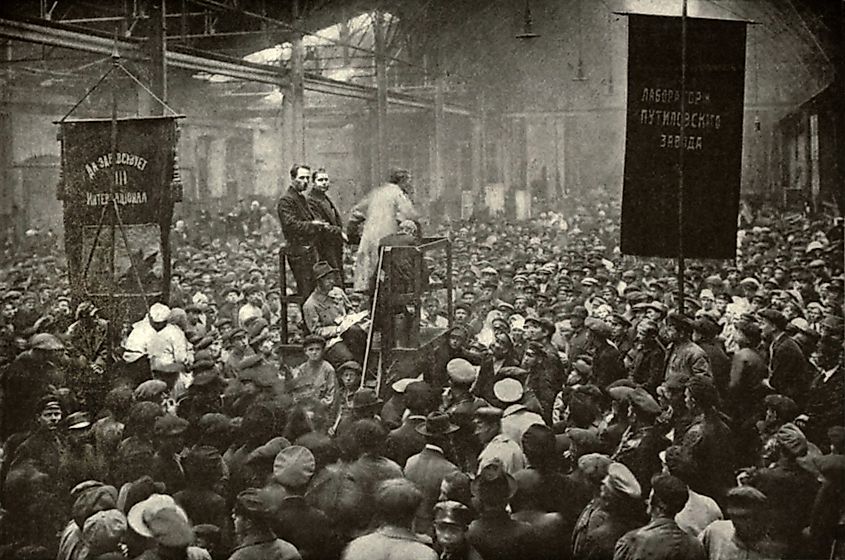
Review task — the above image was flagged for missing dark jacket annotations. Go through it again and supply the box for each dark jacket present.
[628,340,666,395]
[805,363,845,446]
[270,495,342,560]
[276,186,322,256]
[613,517,705,560]
[593,342,626,389]
[611,425,670,497]
[572,499,646,560]
[467,510,536,560]
[698,340,730,398]
[385,416,426,467]
[679,412,734,501]
[307,189,344,272]
[768,333,811,406]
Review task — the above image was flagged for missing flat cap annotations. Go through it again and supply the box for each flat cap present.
[273,445,316,488]
[474,406,504,421]
[447,358,479,385]
[758,308,788,331]
[604,462,641,499]
[153,414,189,437]
[493,378,524,404]
[628,387,662,416]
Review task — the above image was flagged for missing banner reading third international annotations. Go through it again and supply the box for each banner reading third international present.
[621,15,747,259]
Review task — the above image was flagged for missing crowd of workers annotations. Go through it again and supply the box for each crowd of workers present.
[0,168,842,560]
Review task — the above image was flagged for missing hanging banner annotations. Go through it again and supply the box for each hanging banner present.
[621,15,747,259]
[59,116,181,297]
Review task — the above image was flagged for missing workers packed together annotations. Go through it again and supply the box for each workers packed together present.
[0,167,843,560]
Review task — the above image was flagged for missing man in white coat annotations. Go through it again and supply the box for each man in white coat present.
[351,168,418,293]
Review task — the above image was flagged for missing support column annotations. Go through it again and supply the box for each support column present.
[430,74,445,210]
[290,23,305,163]
[373,9,388,184]
[148,0,167,116]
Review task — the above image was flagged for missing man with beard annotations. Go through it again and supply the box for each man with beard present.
[307,168,345,280]
[428,325,482,393]
[278,164,340,297]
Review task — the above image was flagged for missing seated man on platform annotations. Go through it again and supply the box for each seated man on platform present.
[303,261,368,366]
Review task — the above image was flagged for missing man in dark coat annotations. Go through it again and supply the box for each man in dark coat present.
[277,164,341,297]
[467,462,537,560]
[613,473,705,560]
[679,375,734,503]
[626,319,665,396]
[692,317,730,398]
[404,412,461,535]
[306,168,345,282]
[804,337,844,448]
[385,381,432,467]
[572,462,647,560]
[585,318,626,389]
[759,308,810,407]
[663,313,711,389]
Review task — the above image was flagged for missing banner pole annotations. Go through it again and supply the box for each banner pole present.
[677,0,688,315]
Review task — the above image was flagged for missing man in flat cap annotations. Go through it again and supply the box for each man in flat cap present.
[759,308,810,406]
[663,312,711,389]
[573,462,646,560]
[443,358,488,472]
[613,473,705,560]
[433,501,482,560]
[745,422,820,557]
[679,375,734,503]
[611,388,669,497]
[627,319,666,396]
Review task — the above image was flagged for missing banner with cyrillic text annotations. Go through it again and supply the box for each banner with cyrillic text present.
[621,15,746,259]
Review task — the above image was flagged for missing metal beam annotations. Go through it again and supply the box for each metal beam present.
[0,17,287,84]
[0,17,473,115]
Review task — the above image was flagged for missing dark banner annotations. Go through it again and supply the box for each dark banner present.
[621,15,747,259]
[60,116,178,224]
[59,116,179,298]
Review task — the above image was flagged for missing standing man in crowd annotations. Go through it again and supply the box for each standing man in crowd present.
[277,164,342,297]
[307,168,346,283]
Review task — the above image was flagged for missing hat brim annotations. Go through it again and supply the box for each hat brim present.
[415,423,459,437]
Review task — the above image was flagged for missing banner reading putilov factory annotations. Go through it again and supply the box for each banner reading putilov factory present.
[59,116,179,295]
[621,15,747,259]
